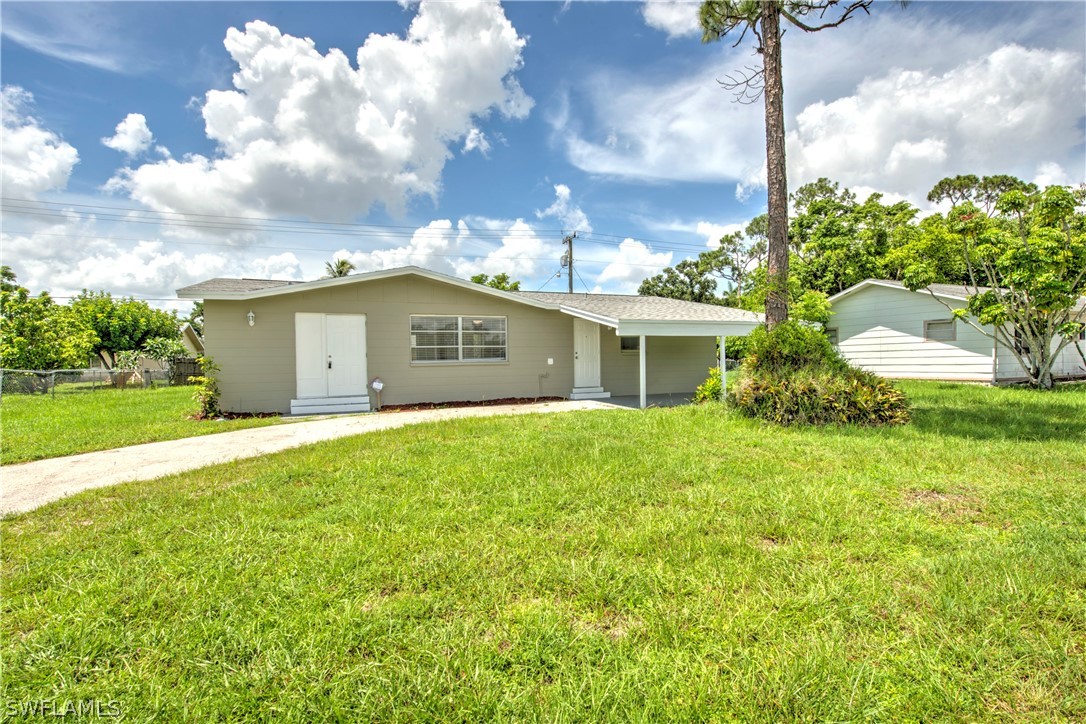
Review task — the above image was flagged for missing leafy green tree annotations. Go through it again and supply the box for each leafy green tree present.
[700,0,880,328]
[638,259,718,303]
[186,301,204,336]
[70,291,179,369]
[470,273,521,291]
[324,258,356,278]
[0,273,96,370]
[882,213,967,284]
[927,174,1038,216]
[701,215,768,307]
[789,179,920,295]
[1,266,18,293]
[904,182,1086,389]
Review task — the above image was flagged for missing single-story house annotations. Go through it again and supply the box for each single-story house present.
[827,279,1086,383]
[176,266,762,414]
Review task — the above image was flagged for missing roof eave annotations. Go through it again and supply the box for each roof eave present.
[177,266,561,311]
[828,279,967,304]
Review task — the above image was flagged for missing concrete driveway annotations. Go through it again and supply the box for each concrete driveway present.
[1,399,622,516]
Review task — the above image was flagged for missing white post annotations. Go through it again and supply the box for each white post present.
[719,336,726,402]
[639,335,647,409]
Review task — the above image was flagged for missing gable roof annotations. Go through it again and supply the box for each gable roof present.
[828,279,978,304]
[177,265,763,335]
[829,279,1086,313]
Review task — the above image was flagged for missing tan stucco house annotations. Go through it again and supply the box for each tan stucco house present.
[177,266,762,414]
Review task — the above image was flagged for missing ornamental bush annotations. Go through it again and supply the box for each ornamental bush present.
[731,321,909,426]
[693,366,723,403]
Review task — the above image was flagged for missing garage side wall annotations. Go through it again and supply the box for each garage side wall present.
[830,285,994,381]
[203,277,574,413]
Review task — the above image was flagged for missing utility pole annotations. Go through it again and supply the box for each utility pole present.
[560,232,577,294]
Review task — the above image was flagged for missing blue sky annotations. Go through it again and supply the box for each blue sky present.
[2,1,1084,309]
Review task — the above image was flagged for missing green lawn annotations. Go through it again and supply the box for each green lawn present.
[0,386,283,464]
[2,381,1084,720]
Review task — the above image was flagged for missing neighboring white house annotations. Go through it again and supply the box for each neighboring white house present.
[827,280,1085,383]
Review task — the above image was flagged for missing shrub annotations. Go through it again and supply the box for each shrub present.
[693,366,723,403]
[733,321,909,426]
[191,355,222,419]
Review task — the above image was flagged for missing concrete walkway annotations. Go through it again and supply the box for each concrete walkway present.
[1,399,622,516]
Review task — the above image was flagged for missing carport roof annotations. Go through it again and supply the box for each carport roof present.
[516,290,762,324]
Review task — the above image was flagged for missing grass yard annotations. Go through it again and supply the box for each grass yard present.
[2,381,1085,720]
[0,386,283,464]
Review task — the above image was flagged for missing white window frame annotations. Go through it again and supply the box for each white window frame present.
[619,336,640,354]
[924,319,956,342]
[409,315,507,364]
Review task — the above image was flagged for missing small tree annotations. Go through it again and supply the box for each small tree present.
[70,291,179,369]
[638,259,718,303]
[324,258,356,278]
[471,273,521,291]
[905,183,1086,389]
[143,336,188,384]
[0,274,97,371]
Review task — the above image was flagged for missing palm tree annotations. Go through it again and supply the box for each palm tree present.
[324,258,356,278]
[699,0,887,328]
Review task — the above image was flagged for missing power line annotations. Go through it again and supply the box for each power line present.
[1,198,721,253]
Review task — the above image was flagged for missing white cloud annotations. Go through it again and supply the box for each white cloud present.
[462,127,491,156]
[785,45,1084,202]
[696,221,744,249]
[0,3,139,74]
[342,216,559,281]
[535,183,593,233]
[642,0,701,39]
[102,113,154,157]
[596,238,672,292]
[1,86,79,199]
[110,1,532,220]
[246,252,303,280]
[559,10,1086,205]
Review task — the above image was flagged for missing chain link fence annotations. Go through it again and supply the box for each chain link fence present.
[1,358,201,398]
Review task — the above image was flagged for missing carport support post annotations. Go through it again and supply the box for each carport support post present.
[639,335,647,409]
[719,336,726,403]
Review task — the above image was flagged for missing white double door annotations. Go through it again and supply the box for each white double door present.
[295,313,367,399]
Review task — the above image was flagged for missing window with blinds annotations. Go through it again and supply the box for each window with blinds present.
[410,316,507,362]
[924,319,956,342]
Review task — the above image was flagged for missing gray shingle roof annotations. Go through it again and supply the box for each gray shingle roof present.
[515,291,763,323]
[176,278,303,296]
[867,279,981,299]
[176,267,764,324]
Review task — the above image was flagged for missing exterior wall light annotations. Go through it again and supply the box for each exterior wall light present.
[247,310,256,327]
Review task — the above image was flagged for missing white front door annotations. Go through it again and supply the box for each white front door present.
[573,318,601,388]
[295,313,367,398]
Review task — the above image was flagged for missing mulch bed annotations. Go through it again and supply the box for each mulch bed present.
[378,397,565,413]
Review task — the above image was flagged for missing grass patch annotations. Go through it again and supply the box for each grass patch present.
[2,381,1085,719]
[0,386,282,464]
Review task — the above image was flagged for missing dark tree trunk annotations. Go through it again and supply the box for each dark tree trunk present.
[761,3,789,328]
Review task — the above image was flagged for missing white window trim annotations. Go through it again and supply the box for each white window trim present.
[409,314,508,365]
[924,318,957,342]
[619,336,640,354]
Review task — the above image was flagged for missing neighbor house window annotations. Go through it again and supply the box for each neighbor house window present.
[620,336,640,353]
[825,327,839,346]
[410,316,507,362]
[924,319,956,342]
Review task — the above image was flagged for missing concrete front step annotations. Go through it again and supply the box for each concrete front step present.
[570,387,611,400]
[290,396,371,415]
